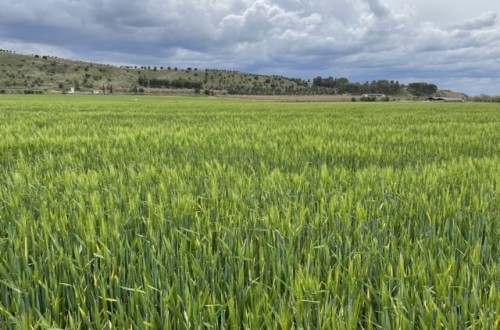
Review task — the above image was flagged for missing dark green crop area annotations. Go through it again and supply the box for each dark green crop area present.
[1,95,500,329]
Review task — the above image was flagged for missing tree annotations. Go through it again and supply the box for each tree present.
[407,82,437,96]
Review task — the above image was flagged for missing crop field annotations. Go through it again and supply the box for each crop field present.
[1,95,500,329]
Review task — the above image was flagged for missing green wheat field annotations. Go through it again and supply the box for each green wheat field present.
[1,95,500,329]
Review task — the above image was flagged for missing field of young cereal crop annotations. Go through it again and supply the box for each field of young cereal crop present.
[1,95,500,328]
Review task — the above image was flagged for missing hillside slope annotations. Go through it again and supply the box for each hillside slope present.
[0,51,309,95]
[1,50,468,98]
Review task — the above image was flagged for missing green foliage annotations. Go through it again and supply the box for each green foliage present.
[470,94,500,103]
[313,76,403,95]
[1,96,500,329]
[408,82,438,96]
[360,95,377,101]
[136,76,197,89]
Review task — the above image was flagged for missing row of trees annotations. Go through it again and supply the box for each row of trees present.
[407,82,438,96]
[137,77,202,90]
[312,77,404,95]
[312,77,439,96]
[138,73,435,96]
[470,94,500,103]
[139,73,440,96]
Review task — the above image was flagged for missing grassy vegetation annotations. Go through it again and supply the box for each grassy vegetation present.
[1,95,500,328]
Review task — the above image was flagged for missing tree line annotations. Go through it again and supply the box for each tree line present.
[137,73,440,96]
[312,77,403,95]
[312,77,438,96]
[137,77,202,90]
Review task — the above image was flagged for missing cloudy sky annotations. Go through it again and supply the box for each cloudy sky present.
[1,0,500,95]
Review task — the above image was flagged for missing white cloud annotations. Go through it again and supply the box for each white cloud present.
[451,11,497,30]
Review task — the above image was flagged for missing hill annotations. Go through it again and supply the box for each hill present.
[0,50,309,95]
[0,49,467,99]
